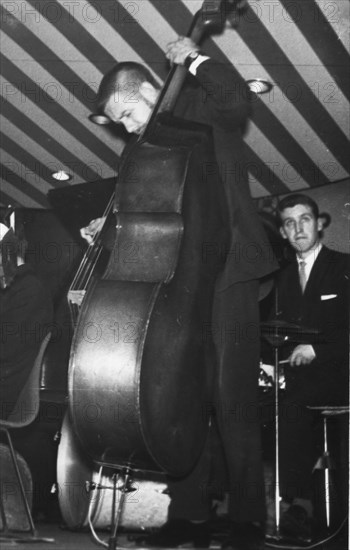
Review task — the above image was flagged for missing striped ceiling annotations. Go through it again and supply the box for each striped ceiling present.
[0,0,349,209]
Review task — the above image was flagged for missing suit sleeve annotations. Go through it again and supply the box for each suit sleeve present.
[194,59,252,130]
[312,267,349,367]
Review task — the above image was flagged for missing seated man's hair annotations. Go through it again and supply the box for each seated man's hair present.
[276,193,319,225]
[97,62,160,112]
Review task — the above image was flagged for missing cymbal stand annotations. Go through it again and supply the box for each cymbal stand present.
[273,330,281,538]
[263,290,286,540]
[263,327,286,540]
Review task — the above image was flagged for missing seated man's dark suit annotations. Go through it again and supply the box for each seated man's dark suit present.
[0,263,53,419]
[275,245,349,501]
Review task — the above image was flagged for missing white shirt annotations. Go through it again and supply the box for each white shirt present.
[188,55,210,76]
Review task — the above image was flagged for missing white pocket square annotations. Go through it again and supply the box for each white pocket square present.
[321,294,337,300]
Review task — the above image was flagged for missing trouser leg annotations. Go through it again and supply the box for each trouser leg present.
[212,280,266,523]
[167,433,212,521]
[279,399,315,501]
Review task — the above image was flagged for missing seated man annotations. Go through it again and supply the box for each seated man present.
[272,194,349,539]
[0,222,53,419]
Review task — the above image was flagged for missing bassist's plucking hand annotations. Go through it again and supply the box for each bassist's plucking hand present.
[80,217,106,244]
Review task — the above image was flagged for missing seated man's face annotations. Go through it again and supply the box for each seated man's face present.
[279,204,323,256]
[104,81,156,135]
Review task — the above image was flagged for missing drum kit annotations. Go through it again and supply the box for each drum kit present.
[260,319,320,540]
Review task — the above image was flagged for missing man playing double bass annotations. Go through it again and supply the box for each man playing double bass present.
[81,37,277,550]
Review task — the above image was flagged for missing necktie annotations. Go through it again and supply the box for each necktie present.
[299,261,307,293]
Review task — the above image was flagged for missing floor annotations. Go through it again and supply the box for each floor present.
[1,407,348,550]
[0,496,348,550]
[0,520,348,550]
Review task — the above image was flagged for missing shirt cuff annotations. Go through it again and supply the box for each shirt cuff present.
[188,55,210,75]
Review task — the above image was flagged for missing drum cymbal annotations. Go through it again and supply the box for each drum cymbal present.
[261,319,319,335]
[261,319,321,346]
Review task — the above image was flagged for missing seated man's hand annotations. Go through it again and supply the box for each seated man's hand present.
[80,217,106,244]
[289,344,316,366]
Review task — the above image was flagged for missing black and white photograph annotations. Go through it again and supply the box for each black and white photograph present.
[0,1,349,549]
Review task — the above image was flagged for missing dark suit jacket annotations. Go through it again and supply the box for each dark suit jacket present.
[275,246,349,401]
[173,59,278,288]
[0,264,53,419]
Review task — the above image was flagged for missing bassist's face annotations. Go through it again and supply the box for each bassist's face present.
[104,81,158,135]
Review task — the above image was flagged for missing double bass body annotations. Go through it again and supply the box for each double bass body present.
[69,116,227,477]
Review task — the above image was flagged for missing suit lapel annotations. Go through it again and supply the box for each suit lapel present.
[303,246,331,298]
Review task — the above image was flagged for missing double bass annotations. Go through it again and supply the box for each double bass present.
[68,0,236,477]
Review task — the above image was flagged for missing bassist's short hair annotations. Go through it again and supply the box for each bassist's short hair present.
[97,62,160,112]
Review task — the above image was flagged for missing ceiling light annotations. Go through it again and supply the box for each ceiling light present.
[246,79,273,94]
[51,170,72,181]
[89,114,111,125]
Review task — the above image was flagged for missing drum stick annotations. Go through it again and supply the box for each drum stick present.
[278,358,290,364]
